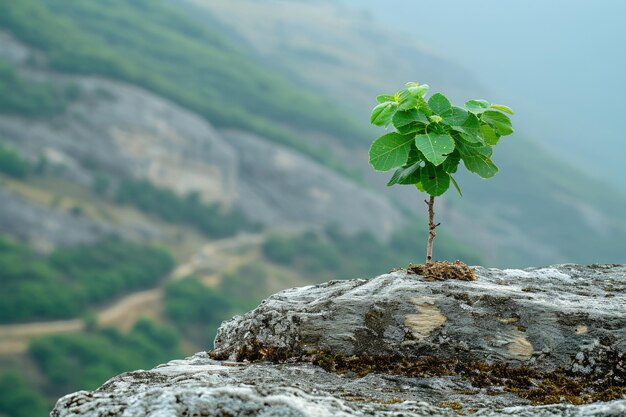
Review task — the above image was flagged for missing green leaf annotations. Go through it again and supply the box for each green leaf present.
[387,169,403,186]
[452,113,483,143]
[406,147,423,166]
[464,113,482,134]
[450,175,462,197]
[420,163,450,196]
[465,99,490,114]
[387,162,421,186]
[457,142,499,178]
[370,101,398,127]
[428,93,452,115]
[406,82,430,97]
[481,124,500,146]
[376,94,395,104]
[415,132,455,166]
[459,132,483,145]
[368,132,415,171]
[489,104,514,114]
[392,109,429,129]
[396,123,424,135]
[396,89,418,111]
[442,149,461,173]
[482,110,514,136]
[441,106,468,126]
[415,182,425,192]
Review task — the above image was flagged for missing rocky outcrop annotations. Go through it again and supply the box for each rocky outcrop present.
[212,264,626,370]
[53,265,626,416]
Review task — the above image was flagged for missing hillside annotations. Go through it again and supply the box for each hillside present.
[187,0,626,266]
[2,0,624,267]
[0,0,368,175]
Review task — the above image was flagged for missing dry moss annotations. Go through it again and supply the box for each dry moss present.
[212,339,625,406]
[311,352,454,378]
[309,352,626,406]
[211,330,625,407]
[234,338,293,362]
[379,397,403,404]
[407,260,476,281]
[207,350,229,361]
[208,338,297,363]
[437,401,465,415]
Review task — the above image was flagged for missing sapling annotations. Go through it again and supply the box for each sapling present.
[369,82,514,264]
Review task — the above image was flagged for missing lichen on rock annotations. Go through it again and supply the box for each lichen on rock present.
[52,264,626,416]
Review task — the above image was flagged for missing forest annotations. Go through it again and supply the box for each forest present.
[0,235,174,322]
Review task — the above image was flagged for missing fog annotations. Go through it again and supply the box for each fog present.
[345,0,626,189]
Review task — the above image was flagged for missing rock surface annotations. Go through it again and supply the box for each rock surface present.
[213,265,626,371]
[52,265,626,416]
[224,129,400,236]
[0,188,120,250]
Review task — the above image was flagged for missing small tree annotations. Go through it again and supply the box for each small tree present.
[369,83,514,263]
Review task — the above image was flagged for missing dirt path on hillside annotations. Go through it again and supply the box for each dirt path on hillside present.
[0,230,287,355]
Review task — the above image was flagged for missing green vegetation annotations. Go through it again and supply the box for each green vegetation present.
[29,318,180,395]
[220,263,271,308]
[0,141,29,178]
[164,267,276,349]
[0,0,366,176]
[164,277,233,348]
[116,179,259,238]
[0,59,78,116]
[0,372,48,417]
[262,226,481,279]
[369,83,513,261]
[0,235,174,322]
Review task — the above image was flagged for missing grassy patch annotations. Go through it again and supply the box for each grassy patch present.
[0,235,174,323]
[29,318,181,395]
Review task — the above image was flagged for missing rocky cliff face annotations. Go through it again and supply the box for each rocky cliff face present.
[0,33,403,244]
[52,265,626,416]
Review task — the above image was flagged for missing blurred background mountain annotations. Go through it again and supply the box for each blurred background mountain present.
[0,1,624,415]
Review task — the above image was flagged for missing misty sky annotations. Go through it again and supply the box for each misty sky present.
[343,0,626,189]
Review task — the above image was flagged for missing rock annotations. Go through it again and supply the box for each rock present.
[0,76,238,203]
[0,188,120,250]
[213,265,625,372]
[50,352,626,417]
[223,129,402,237]
[52,265,626,416]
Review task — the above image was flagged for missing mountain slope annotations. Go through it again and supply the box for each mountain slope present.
[0,0,369,175]
[1,0,625,268]
[187,0,626,267]
[0,40,401,241]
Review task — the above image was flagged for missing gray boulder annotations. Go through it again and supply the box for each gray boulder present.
[52,265,626,416]
[213,264,626,372]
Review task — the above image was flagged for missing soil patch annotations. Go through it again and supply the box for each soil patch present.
[408,260,476,281]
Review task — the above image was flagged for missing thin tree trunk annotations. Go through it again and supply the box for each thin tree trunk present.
[426,196,436,263]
